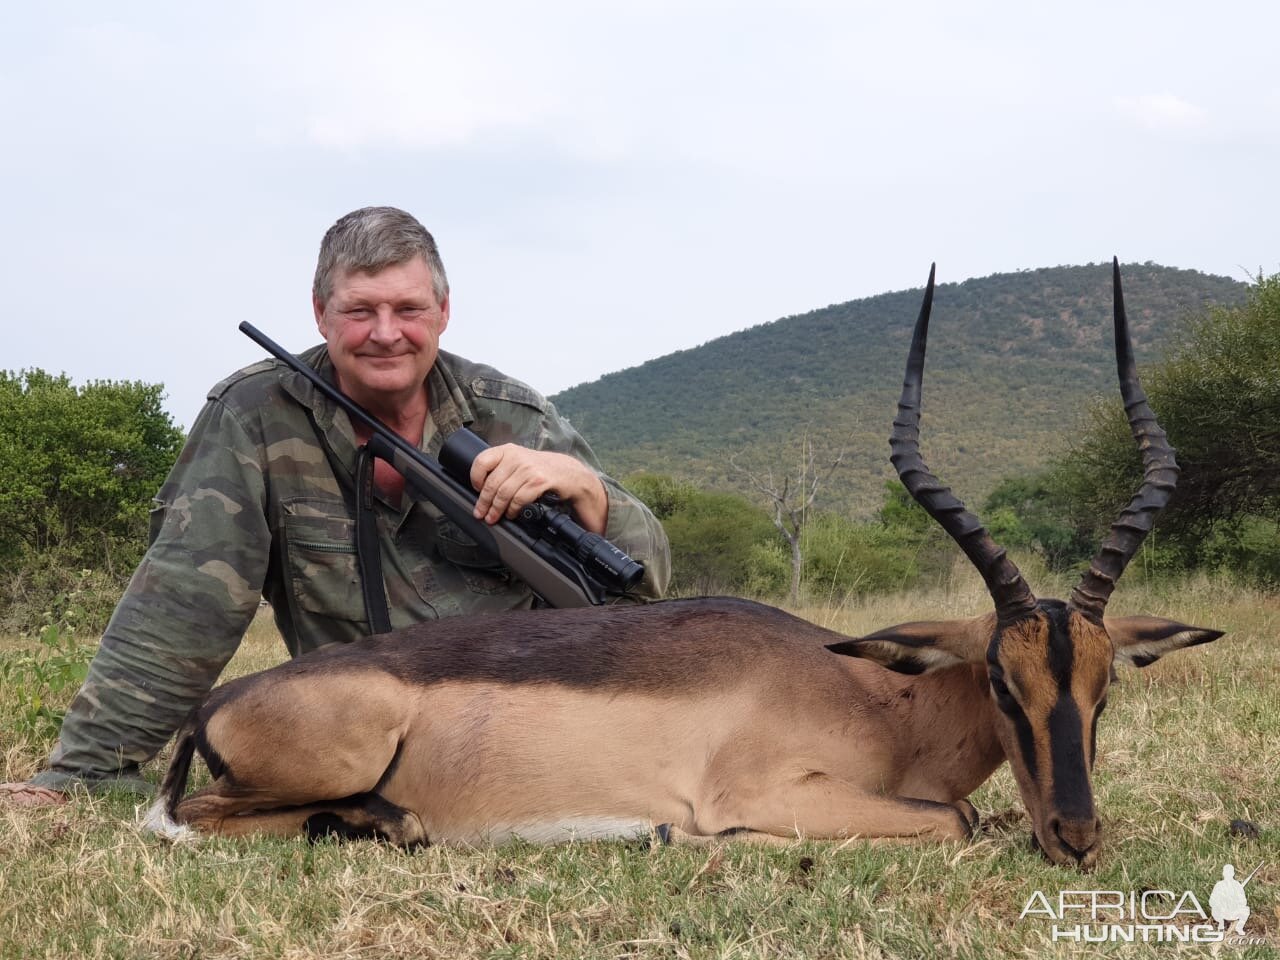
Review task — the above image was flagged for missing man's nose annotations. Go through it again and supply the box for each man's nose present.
[368,306,399,342]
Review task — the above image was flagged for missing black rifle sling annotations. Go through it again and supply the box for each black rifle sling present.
[354,443,393,635]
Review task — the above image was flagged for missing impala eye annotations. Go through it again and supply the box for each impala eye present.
[989,673,1017,710]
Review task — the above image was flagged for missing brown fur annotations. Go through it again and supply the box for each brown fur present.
[163,599,1002,847]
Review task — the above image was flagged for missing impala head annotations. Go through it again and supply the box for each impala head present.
[828,260,1223,869]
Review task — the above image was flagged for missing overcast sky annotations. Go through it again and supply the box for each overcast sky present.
[4,1,1276,427]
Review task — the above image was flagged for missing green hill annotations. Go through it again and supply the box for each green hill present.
[552,263,1248,516]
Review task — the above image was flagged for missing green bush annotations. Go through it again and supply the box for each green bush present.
[627,473,786,595]
[1049,273,1280,573]
[630,474,987,601]
[800,513,921,601]
[1,549,124,637]
[0,623,94,741]
[624,473,698,520]
[1198,515,1280,587]
[874,481,959,582]
[741,540,790,597]
[983,474,1093,571]
[661,490,782,595]
[0,370,183,633]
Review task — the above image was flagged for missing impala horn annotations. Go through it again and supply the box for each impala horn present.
[890,264,1038,624]
[1068,259,1179,621]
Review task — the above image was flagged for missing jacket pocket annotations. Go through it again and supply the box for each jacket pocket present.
[434,518,513,595]
[281,499,367,622]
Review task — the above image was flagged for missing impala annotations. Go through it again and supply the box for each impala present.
[147,259,1221,868]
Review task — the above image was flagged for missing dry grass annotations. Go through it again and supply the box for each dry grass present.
[1,575,1277,959]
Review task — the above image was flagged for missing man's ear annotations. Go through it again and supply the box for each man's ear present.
[1106,616,1225,668]
[826,620,986,675]
[313,294,327,335]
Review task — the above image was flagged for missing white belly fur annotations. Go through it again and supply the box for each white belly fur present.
[465,817,658,844]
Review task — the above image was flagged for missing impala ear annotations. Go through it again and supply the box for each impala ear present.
[1106,616,1225,668]
[826,620,986,675]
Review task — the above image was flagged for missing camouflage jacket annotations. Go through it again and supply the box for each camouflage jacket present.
[32,346,670,792]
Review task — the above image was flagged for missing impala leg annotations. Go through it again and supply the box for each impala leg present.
[659,825,801,847]
[954,798,980,832]
[712,777,975,842]
[176,782,316,836]
[301,793,428,848]
[176,782,427,846]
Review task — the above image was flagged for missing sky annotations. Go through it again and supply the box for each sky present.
[4,1,1277,427]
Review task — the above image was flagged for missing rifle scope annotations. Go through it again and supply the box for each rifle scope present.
[439,428,646,593]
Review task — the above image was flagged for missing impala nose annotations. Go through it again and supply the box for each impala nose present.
[1050,816,1102,862]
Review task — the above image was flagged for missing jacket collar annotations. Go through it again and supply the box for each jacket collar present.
[280,345,476,470]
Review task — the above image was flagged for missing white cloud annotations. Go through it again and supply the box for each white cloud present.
[1114,94,1209,133]
[241,7,565,150]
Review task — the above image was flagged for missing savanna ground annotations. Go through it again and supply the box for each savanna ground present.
[1,564,1277,959]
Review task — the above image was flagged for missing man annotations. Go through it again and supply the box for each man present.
[2,206,670,806]
[1209,864,1251,936]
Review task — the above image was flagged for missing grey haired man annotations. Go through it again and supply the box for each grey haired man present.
[2,206,670,805]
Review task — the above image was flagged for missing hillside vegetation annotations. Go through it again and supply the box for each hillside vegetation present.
[554,263,1247,516]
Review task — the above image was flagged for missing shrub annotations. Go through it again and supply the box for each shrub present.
[0,370,183,633]
[1049,273,1280,572]
[801,513,921,601]
[0,623,94,741]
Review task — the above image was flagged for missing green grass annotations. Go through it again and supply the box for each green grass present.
[2,575,1277,959]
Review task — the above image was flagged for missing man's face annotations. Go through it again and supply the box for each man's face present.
[313,256,449,409]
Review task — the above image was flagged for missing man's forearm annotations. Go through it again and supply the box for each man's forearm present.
[32,397,271,790]
[31,581,252,790]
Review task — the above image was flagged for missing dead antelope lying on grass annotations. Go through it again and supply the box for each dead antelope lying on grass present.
[148,260,1222,868]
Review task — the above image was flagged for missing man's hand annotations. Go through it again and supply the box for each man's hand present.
[470,446,609,534]
[0,782,67,807]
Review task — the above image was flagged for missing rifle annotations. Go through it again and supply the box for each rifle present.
[1239,862,1264,887]
[239,322,643,608]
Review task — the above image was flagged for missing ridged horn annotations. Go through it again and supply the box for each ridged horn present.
[890,264,1038,623]
[1068,259,1179,620]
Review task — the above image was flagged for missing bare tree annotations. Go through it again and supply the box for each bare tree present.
[731,432,846,603]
